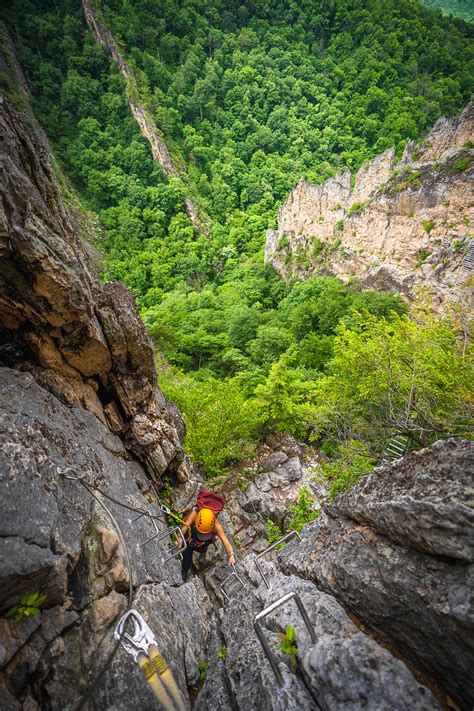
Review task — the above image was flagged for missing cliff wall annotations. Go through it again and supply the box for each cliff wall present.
[265,101,474,310]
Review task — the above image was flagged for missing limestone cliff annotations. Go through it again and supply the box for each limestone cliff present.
[265,101,474,310]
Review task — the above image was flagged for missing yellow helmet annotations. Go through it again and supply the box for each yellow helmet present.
[195,508,215,534]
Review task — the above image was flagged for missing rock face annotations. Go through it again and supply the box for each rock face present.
[279,439,474,710]
[0,91,185,487]
[265,100,474,311]
[199,557,440,711]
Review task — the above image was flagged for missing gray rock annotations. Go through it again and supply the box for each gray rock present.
[260,451,288,472]
[0,538,68,611]
[279,515,473,709]
[328,439,474,562]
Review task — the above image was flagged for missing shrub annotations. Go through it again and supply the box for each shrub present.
[421,219,435,233]
[453,156,471,173]
[347,201,364,217]
[4,592,47,622]
[318,444,375,500]
[277,235,289,250]
[415,249,431,267]
[265,519,284,546]
[277,625,297,667]
[288,487,320,531]
[160,368,263,475]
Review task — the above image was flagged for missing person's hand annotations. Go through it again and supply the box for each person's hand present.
[228,552,236,566]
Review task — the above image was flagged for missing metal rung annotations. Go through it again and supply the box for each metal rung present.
[254,591,317,686]
[220,570,246,604]
[140,524,186,564]
[163,526,187,563]
[254,531,302,589]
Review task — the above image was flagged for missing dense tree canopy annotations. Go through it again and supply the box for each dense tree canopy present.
[3,0,472,477]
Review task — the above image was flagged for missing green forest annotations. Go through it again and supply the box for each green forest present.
[2,0,473,488]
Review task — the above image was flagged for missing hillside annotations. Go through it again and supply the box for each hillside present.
[265,100,473,310]
[0,86,473,710]
[0,4,473,710]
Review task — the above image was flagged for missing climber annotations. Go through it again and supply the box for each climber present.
[178,490,236,581]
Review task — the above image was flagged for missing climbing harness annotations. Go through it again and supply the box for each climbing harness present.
[115,609,185,711]
[254,591,317,687]
[255,530,302,589]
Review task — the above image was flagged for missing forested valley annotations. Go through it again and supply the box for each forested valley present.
[3,0,472,488]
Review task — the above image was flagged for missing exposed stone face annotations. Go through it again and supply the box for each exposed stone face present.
[279,439,474,710]
[0,366,209,708]
[328,438,474,562]
[0,94,186,483]
[199,556,440,711]
[265,100,474,311]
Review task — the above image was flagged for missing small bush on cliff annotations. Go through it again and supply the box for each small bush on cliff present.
[288,487,320,531]
[421,219,435,233]
[453,156,471,173]
[318,444,375,500]
[5,592,47,622]
[277,625,298,668]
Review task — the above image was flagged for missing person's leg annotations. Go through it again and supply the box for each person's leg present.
[181,545,193,581]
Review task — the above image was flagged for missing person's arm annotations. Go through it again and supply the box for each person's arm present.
[215,519,236,565]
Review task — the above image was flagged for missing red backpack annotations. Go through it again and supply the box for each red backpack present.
[195,489,225,515]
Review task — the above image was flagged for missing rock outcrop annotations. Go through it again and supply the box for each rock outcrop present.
[265,100,474,311]
[0,91,185,486]
[1,28,471,711]
[279,439,474,710]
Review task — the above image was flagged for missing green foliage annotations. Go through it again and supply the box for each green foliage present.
[347,201,365,217]
[288,487,320,532]
[311,238,325,258]
[318,444,375,500]
[3,0,472,475]
[453,240,464,251]
[421,219,435,233]
[5,592,47,622]
[453,156,471,173]
[217,646,227,660]
[197,660,207,682]
[415,249,431,267]
[254,347,316,439]
[277,625,298,667]
[4,0,473,312]
[265,519,284,546]
[159,368,263,475]
[421,0,474,23]
[312,311,473,458]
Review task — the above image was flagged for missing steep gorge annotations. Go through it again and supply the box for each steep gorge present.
[0,22,473,711]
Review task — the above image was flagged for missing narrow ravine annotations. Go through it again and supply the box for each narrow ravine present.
[81,0,207,234]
